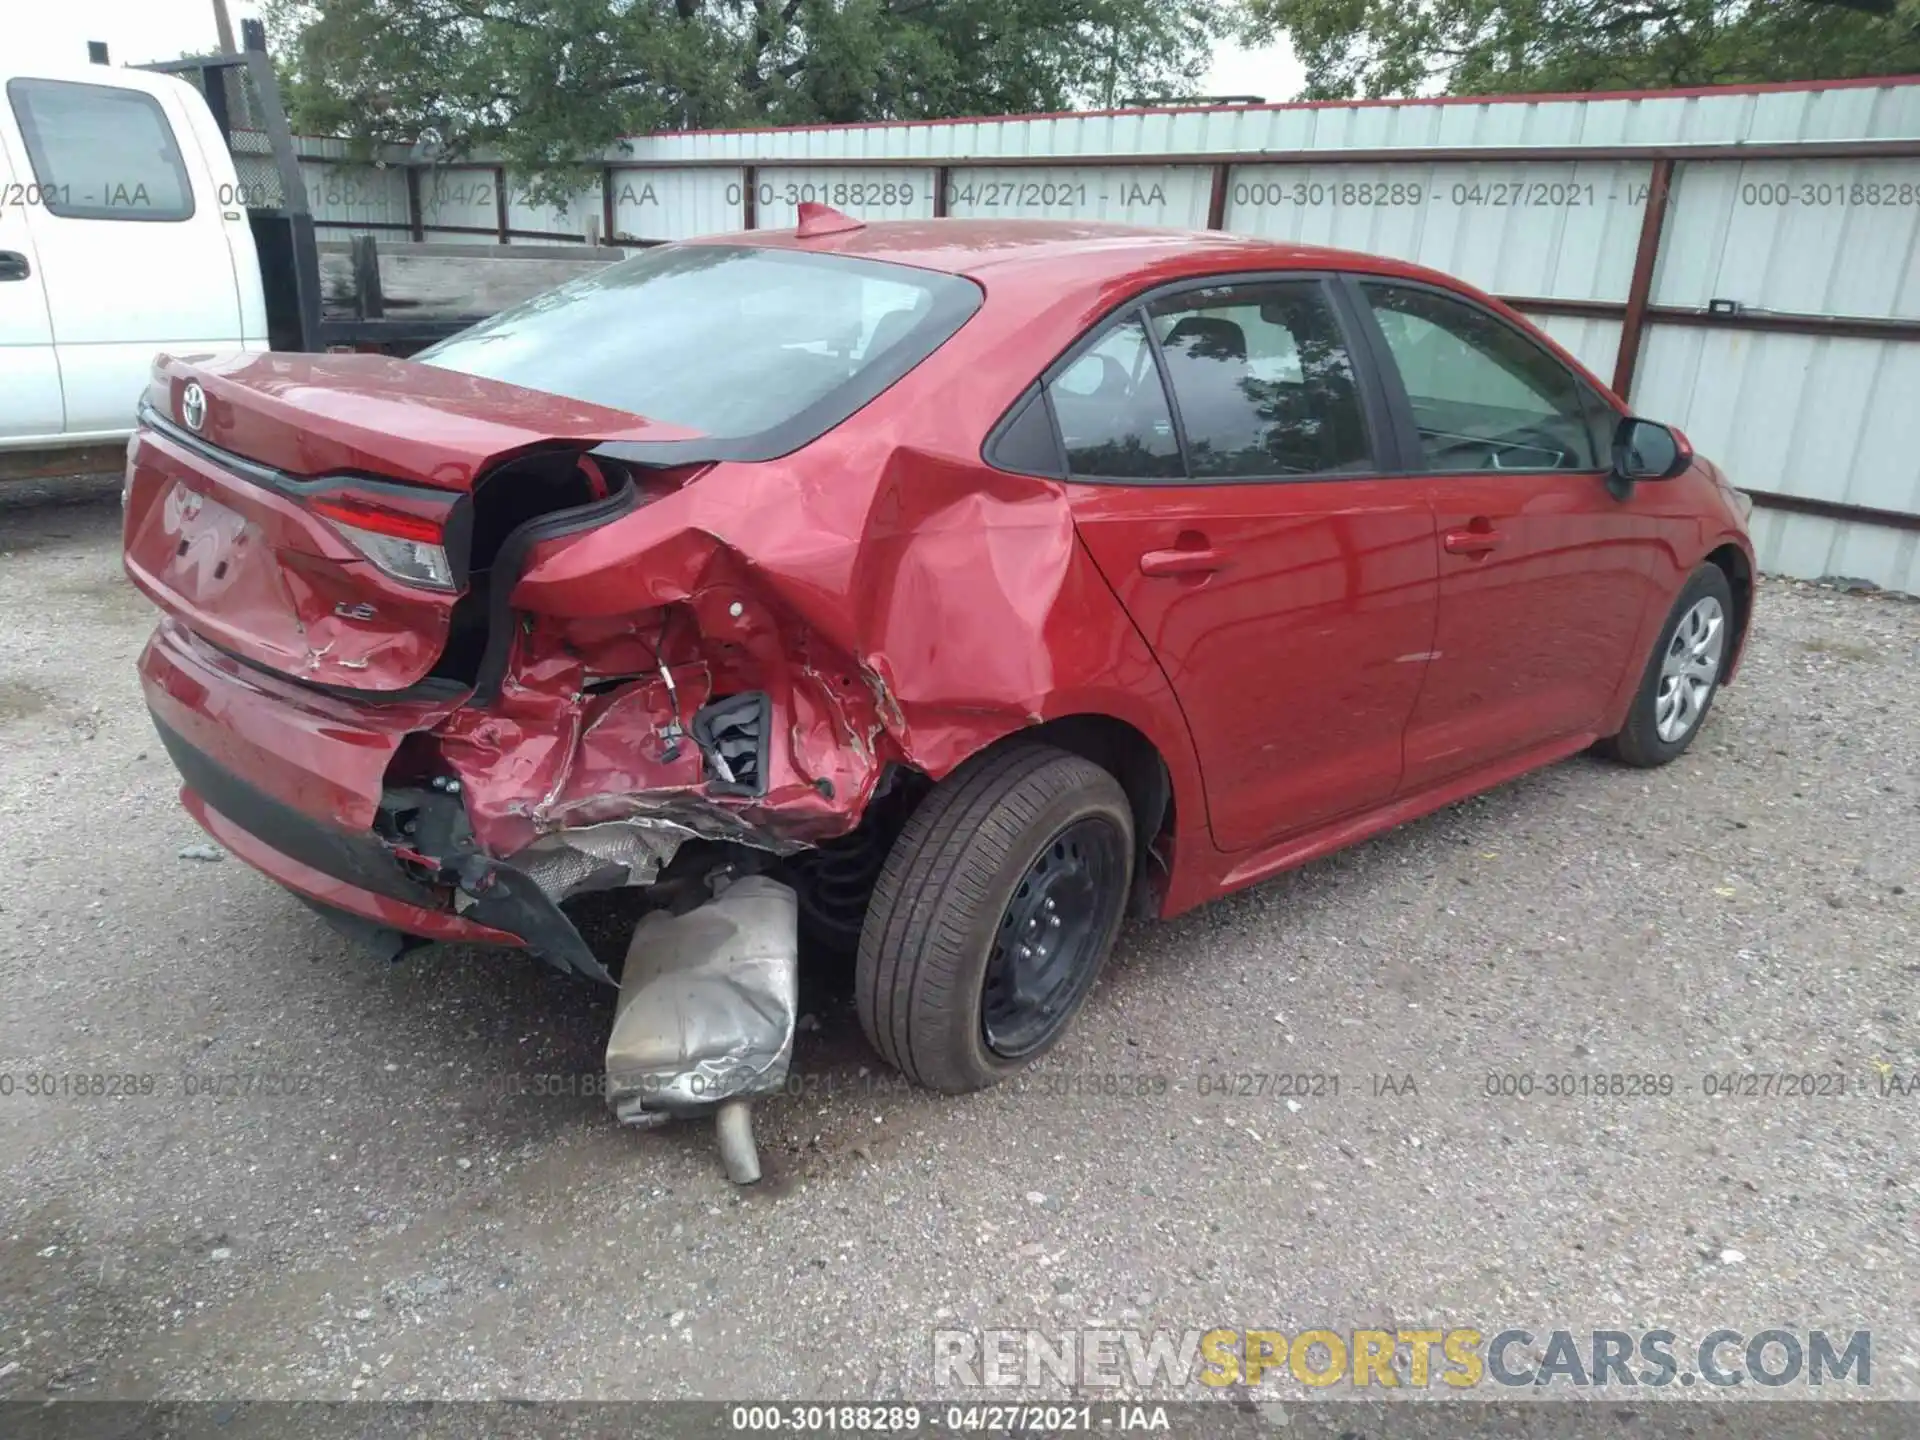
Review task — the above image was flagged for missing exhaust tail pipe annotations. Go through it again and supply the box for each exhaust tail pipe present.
[604,874,799,1184]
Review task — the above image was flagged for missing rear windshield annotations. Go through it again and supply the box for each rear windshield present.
[417,244,981,457]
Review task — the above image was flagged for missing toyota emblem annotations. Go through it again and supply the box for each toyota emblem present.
[180,382,207,432]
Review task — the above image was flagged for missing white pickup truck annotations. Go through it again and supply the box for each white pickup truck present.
[0,61,269,479]
[1,51,624,485]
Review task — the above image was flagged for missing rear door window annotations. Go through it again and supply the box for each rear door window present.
[1043,315,1182,480]
[5,79,195,222]
[1147,281,1373,477]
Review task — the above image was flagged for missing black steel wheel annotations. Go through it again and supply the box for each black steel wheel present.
[980,816,1128,1058]
[857,742,1133,1092]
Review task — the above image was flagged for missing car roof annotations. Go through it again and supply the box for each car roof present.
[706,217,1463,294]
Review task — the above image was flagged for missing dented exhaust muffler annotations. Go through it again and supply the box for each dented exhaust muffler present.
[603,875,799,1184]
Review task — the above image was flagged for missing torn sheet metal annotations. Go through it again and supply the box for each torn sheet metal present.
[417,441,1176,878]
[604,875,799,1126]
[511,819,692,901]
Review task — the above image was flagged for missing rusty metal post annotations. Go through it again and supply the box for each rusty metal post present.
[405,167,424,241]
[1612,158,1675,401]
[1206,162,1230,230]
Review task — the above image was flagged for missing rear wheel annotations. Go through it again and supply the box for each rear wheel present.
[1602,563,1734,767]
[856,743,1133,1093]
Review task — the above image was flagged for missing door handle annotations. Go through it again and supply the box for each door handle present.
[0,251,30,282]
[1443,522,1503,556]
[1139,546,1228,577]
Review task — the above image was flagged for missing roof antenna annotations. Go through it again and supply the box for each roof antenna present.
[795,202,865,238]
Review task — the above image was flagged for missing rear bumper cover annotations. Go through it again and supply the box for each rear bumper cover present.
[141,624,613,983]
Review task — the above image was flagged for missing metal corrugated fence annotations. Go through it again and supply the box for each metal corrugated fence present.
[294,77,1920,592]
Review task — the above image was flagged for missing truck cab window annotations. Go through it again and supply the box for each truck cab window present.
[5,79,195,222]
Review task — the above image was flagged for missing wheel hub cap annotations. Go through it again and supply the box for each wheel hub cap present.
[1654,595,1726,743]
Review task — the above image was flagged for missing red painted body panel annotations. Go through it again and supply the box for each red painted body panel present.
[139,619,461,830]
[487,409,1206,864]
[1403,469,1665,788]
[1197,730,1603,909]
[124,219,1755,948]
[123,428,462,690]
[144,351,700,487]
[181,788,525,948]
[1069,479,1437,851]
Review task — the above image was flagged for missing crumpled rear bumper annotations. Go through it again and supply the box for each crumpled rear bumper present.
[176,778,523,953]
[141,621,615,982]
[155,711,615,982]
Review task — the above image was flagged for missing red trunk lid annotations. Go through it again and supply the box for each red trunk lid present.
[122,353,698,693]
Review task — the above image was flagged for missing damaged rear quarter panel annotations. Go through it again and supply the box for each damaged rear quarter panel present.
[464,368,1205,870]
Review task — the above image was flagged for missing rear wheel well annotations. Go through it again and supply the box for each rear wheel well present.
[1705,543,1753,678]
[993,715,1174,912]
[797,715,1176,952]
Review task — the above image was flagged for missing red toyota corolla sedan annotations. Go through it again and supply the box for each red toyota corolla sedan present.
[124,212,1755,1096]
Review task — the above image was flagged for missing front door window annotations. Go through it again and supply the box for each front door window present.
[1361,282,1602,472]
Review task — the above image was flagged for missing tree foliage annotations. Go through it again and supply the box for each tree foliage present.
[1243,0,1920,98]
[267,0,1238,184]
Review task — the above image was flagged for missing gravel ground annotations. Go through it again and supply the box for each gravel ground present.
[0,490,1915,1404]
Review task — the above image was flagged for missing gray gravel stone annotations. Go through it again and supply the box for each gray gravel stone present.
[1,496,1914,1401]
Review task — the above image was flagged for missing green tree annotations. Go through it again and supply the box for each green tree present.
[1243,0,1920,98]
[266,0,1239,191]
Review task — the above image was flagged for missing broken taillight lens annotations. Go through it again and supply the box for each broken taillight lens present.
[310,493,456,591]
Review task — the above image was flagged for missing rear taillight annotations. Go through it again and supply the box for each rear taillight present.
[310,493,456,591]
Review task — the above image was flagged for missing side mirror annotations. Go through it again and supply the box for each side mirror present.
[1612,416,1692,483]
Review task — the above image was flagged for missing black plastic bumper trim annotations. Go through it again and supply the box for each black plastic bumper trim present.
[148,710,610,983]
[151,711,438,908]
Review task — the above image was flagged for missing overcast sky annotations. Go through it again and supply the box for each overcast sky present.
[13,0,1305,108]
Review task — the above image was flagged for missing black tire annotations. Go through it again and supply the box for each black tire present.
[856,743,1133,1093]
[1601,562,1736,768]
